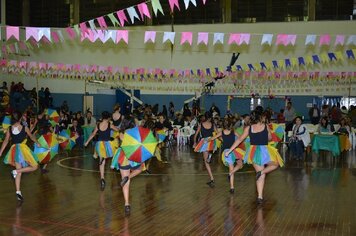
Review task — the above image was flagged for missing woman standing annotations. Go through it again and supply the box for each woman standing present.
[112,104,124,130]
[0,111,40,201]
[85,111,119,190]
[226,110,283,204]
[193,112,217,188]
[210,118,243,193]
[289,117,310,161]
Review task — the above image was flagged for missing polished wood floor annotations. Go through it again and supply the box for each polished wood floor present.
[0,144,356,235]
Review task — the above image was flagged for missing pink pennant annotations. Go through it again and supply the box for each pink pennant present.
[197,32,209,45]
[137,3,151,19]
[51,31,60,43]
[90,65,98,73]
[28,62,37,69]
[228,33,240,45]
[81,29,95,42]
[334,35,345,46]
[276,34,288,45]
[144,31,156,43]
[168,0,180,12]
[6,26,20,41]
[79,22,89,34]
[39,62,47,70]
[19,61,27,68]
[97,16,107,29]
[66,27,76,40]
[26,27,39,41]
[180,32,193,45]
[202,0,207,4]
[319,34,331,45]
[116,10,129,27]
[57,63,65,70]
[116,30,129,44]
[95,30,106,43]
[239,33,251,45]
[286,34,297,45]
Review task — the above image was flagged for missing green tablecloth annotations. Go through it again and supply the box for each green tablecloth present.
[312,134,340,157]
[83,126,95,143]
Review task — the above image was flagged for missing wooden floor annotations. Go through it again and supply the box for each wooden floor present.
[0,144,356,235]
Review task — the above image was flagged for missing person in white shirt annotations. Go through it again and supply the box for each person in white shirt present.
[85,111,96,126]
[290,116,310,161]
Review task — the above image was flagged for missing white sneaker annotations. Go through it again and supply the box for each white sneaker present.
[11,170,17,179]
[16,191,23,201]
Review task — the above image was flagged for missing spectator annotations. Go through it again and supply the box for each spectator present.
[70,119,84,148]
[38,87,45,110]
[60,101,69,113]
[162,105,168,118]
[337,118,351,135]
[173,113,184,127]
[209,103,220,117]
[75,111,85,127]
[85,111,96,126]
[321,104,329,117]
[330,104,342,125]
[277,109,285,123]
[289,116,310,161]
[317,117,335,133]
[44,87,53,108]
[169,102,175,119]
[155,113,173,131]
[284,102,296,132]
[58,110,69,132]
[308,104,320,125]
[183,103,192,118]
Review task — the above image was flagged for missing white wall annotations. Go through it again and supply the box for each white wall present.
[2,21,356,96]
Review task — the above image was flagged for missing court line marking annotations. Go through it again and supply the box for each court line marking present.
[56,156,256,176]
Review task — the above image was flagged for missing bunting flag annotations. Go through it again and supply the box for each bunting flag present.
[127,7,141,24]
[334,35,345,46]
[261,34,273,45]
[116,30,129,44]
[319,34,331,46]
[346,49,355,59]
[144,31,156,43]
[346,35,356,45]
[97,16,108,29]
[117,10,129,27]
[163,32,175,44]
[6,26,20,41]
[137,3,151,19]
[213,33,224,45]
[38,28,51,41]
[239,33,251,45]
[108,13,120,26]
[181,32,193,45]
[65,27,76,40]
[26,27,40,41]
[228,33,240,45]
[168,0,180,12]
[197,32,209,45]
[184,0,197,9]
[276,34,287,46]
[151,0,164,16]
[305,35,317,45]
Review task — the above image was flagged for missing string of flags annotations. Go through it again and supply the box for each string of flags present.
[1,50,355,81]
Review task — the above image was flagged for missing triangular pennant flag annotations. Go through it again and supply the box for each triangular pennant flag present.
[168,0,180,12]
[197,32,208,45]
[116,30,129,44]
[290,58,298,67]
[57,30,65,42]
[228,33,240,45]
[6,26,20,41]
[287,34,297,45]
[108,13,120,26]
[180,32,193,45]
[151,0,164,16]
[261,34,273,45]
[183,0,197,9]
[239,33,251,45]
[305,56,313,65]
[97,16,108,28]
[276,34,287,45]
[335,51,344,61]
[272,60,278,68]
[104,30,117,43]
[320,53,329,63]
[137,3,151,19]
[79,22,89,34]
[334,35,345,46]
[88,20,96,31]
[163,32,175,44]
[74,25,80,35]
[298,57,305,66]
[144,31,156,43]
[38,28,51,41]
[127,7,140,24]
[319,34,331,45]
[26,27,40,41]
[285,59,291,67]
[202,0,207,4]
[116,10,129,26]
[213,33,224,45]
[346,49,355,59]
[346,35,356,45]
[305,35,316,45]
[51,31,60,43]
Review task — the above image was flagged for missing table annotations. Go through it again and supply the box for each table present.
[312,134,340,157]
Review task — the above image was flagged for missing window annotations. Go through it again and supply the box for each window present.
[340,97,356,109]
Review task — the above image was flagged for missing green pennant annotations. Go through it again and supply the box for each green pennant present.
[151,0,164,16]
[74,25,80,35]
[108,13,120,26]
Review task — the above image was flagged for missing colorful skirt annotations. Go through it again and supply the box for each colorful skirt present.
[221,148,245,167]
[4,143,39,168]
[194,138,221,153]
[111,148,143,170]
[95,140,117,159]
[243,145,284,167]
